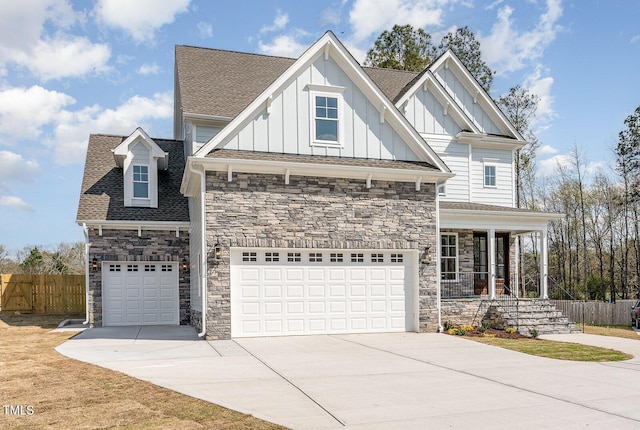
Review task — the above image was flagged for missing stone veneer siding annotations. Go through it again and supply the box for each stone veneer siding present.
[440,298,492,327]
[87,229,190,327]
[204,172,438,340]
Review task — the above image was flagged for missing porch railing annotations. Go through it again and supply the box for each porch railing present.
[441,272,489,298]
[441,272,517,299]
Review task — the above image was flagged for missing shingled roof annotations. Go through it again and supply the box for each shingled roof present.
[175,45,420,119]
[76,134,189,223]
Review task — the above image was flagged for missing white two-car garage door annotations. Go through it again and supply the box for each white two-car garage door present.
[230,249,416,337]
[102,262,179,326]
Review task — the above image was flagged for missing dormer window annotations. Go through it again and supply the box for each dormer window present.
[133,165,149,198]
[112,128,168,209]
[307,84,345,148]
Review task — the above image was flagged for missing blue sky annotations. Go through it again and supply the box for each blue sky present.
[0,0,638,254]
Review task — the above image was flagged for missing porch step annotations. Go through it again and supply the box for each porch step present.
[489,299,579,336]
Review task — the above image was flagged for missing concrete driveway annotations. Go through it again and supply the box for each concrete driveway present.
[57,327,640,429]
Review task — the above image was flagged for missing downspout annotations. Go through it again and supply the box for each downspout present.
[189,162,208,338]
[435,191,443,332]
[82,223,90,325]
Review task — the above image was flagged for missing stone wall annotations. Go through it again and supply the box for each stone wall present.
[441,298,492,327]
[87,229,190,327]
[204,172,438,339]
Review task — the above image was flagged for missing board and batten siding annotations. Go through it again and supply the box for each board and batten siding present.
[220,55,421,161]
[425,135,469,202]
[470,147,514,207]
[434,67,502,136]
[404,89,462,136]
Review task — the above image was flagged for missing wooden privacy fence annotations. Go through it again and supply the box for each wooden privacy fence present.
[0,274,85,314]
[550,299,637,326]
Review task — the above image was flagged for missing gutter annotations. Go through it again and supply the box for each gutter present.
[189,162,208,338]
[82,223,90,326]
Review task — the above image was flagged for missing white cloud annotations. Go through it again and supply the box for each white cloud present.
[480,0,563,75]
[260,11,289,33]
[197,21,213,38]
[537,144,558,156]
[0,86,172,165]
[53,91,173,164]
[348,0,453,44]
[538,153,571,176]
[0,151,39,185]
[0,86,75,140]
[631,34,640,44]
[258,34,308,58]
[11,37,111,81]
[523,65,556,130]
[0,196,35,213]
[0,1,111,81]
[94,0,190,42]
[137,63,160,75]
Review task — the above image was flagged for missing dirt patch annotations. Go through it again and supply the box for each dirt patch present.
[0,314,285,430]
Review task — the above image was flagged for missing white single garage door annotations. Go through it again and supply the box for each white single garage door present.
[102,262,179,326]
[230,249,416,337]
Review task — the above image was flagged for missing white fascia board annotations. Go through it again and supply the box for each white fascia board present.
[78,220,190,231]
[439,208,564,231]
[430,51,525,142]
[395,72,479,134]
[455,131,526,151]
[192,31,450,174]
[182,156,454,197]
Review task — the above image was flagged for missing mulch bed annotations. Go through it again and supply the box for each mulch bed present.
[456,328,530,339]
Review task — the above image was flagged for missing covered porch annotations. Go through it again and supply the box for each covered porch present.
[437,202,563,300]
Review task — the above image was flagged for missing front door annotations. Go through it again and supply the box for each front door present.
[495,233,510,295]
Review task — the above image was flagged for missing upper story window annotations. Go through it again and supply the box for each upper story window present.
[307,85,345,148]
[132,165,149,198]
[315,96,338,142]
[484,164,496,187]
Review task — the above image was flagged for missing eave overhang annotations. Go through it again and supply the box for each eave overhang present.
[440,206,564,234]
[77,220,190,236]
[455,131,526,151]
[181,155,454,197]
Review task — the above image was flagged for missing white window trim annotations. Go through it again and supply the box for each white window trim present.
[308,85,345,149]
[440,232,458,282]
[437,181,446,196]
[132,164,150,200]
[483,162,497,188]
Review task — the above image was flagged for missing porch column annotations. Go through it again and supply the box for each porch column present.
[540,228,549,299]
[488,228,496,299]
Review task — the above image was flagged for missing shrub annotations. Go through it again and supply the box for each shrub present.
[443,321,454,331]
[482,333,495,338]
[505,327,516,334]
[461,325,474,332]
[529,328,539,338]
[479,321,492,333]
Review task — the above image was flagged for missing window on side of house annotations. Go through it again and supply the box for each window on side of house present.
[133,165,149,198]
[437,181,446,196]
[440,233,458,280]
[484,163,496,187]
[315,95,338,142]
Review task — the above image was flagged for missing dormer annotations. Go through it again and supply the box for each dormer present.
[112,128,168,208]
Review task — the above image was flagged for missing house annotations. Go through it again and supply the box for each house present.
[77,31,567,339]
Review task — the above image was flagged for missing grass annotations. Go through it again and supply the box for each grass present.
[0,313,286,430]
[583,324,640,340]
[468,336,632,362]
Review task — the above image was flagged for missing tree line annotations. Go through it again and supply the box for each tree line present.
[0,243,85,275]
[366,25,640,301]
